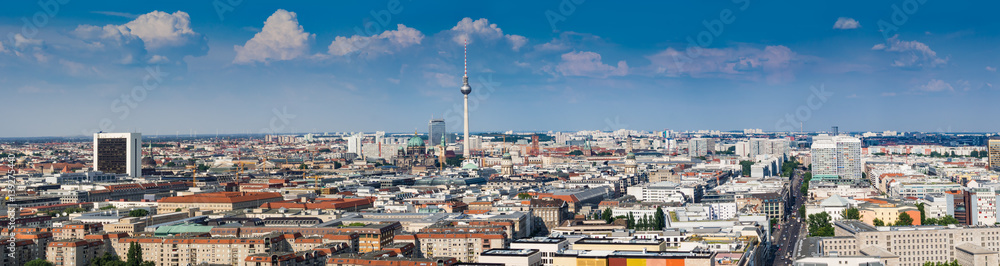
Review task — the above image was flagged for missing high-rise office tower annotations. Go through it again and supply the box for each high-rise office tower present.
[990,138,1000,171]
[93,132,141,178]
[428,119,446,146]
[811,134,862,180]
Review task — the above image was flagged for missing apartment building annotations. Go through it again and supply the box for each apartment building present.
[47,239,105,266]
[414,232,508,263]
[821,220,1000,266]
[116,233,289,266]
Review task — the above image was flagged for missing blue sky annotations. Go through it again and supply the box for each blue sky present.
[1,0,998,137]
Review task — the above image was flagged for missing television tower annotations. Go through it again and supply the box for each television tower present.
[461,40,472,160]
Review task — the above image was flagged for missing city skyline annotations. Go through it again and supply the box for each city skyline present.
[3,1,1000,137]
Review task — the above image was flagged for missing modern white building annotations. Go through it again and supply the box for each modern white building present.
[689,138,714,157]
[93,132,141,178]
[478,249,541,266]
[346,133,363,155]
[510,237,569,266]
[970,187,997,226]
[811,134,862,180]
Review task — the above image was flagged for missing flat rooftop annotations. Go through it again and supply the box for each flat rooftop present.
[481,249,539,256]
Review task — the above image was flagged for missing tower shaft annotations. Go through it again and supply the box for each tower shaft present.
[463,94,470,159]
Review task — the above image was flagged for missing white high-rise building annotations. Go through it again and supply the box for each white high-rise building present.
[811,134,862,180]
[971,187,997,226]
[347,133,363,155]
[749,138,772,156]
[689,138,714,157]
[93,132,141,178]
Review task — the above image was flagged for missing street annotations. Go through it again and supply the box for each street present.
[769,167,807,266]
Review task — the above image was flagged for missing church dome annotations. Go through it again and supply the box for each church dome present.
[626,152,636,159]
[407,136,425,147]
[502,152,512,159]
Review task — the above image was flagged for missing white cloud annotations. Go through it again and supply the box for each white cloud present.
[122,11,200,50]
[987,66,996,72]
[72,10,207,63]
[425,72,458,87]
[234,9,314,64]
[833,17,860,29]
[871,36,947,68]
[13,34,43,50]
[556,51,628,78]
[328,24,423,57]
[646,45,797,83]
[918,79,954,92]
[449,18,527,51]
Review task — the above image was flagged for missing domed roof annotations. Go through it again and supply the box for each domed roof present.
[461,160,479,169]
[407,135,425,147]
[502,152,512,159]
[626,152,636,159]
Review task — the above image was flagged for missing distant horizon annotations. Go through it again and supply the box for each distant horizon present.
[1,129,996,140]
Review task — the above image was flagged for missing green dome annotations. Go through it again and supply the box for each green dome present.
[462,160,479,169]
[626,152,636,159]
[503,153,512,159]
[408,135,425,147]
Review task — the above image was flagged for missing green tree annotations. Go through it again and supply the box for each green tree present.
[655,207,665,230]
[568,150,583,156]
[739,161,754,176]
[894,212,914,226]
[25,259,53,266]
[626,212,635,229]
[90,252,125,266]
[128,209,149,217]
[799,205,806,219]
[602,208,613,223]
[873,218,885,226]
[807,212,835,237]
[915,203,926,224]
[517,193,532,200]
[333,161,342,169]
[99,205,116,210]
[298,163,308,169]
[842,208,861,220]
[175,208,183,212]
[924,217,939,225]
[197,164,210,172]
[937,215,960,225]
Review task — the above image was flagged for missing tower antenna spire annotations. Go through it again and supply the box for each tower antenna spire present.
[464,39,468,77]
